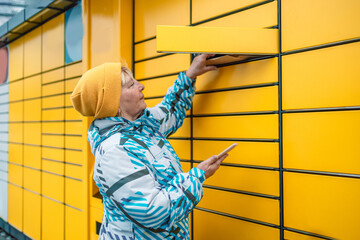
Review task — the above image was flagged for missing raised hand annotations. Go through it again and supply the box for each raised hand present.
[185,54,217,79]
[196,154,228,179]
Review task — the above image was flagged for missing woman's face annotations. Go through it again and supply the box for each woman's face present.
[119,71,146,121]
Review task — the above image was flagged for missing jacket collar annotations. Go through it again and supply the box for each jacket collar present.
[87,109,160,154]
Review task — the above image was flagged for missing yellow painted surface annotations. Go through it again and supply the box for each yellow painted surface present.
[119,0,134,66]
[193,140,278,167]
[65,77,80,92]
[8,164,23,186]
[42,198,64,240]
[23,191,41,240]
[283,42,360,110]
[284,230,325,240]
[8,184,23,230]
[198,188,279,224]
[284,172,360,240]
[88,0,121,67]
[193,86,278,114]
[42,14,64,71]
[284,111,360,175]
[65,135,82,149]
[42,135,64,148]
[8,37,23,81]
[42,68,64,84]
[65,150,83,165]
[42,95,64,108]
[192,0,264,23]
[180,162,191,172]
[196,57,278,91]
[193,209,279,240]
[135,54,190,79]
[65,164,83,179]
[9,102,23,122]
[8,144,23,164]
[65,107,82,120]
[23,123,41,145]
[90,206,103,240]
[170,118,190,138]
[135,0,189,41]
[64,93,72,107]
[24,75,41,99]
[42,160,64,175]
[65,207,84,240]
[167,140,191,160]
[24,99,41,121]
[42,81,65,96]
[282,0,360,51]
[42,172,64,202]
[195,164,279,196]
[8,123,22,143]
[24,27,41,77]
[144,98,161,108]
[135,39,161,61]
[157,26,278,54]
[42,108,65,120]
[199,1,277,28]
[65,121,82,135]
[65,178,83,209]
[90,185,102,209]
[5,2,88,239]
[23,167,41,193]
[42,148,64,162]
[42,122,64,134]
[65,62,83,78]
[9,80,23,101]
[142,74,177,97]
[193,115,278,139]
[23,145,41,169]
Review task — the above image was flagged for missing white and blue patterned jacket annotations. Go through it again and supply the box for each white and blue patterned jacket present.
[88,72,206,240]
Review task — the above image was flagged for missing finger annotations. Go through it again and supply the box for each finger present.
[205,54,215,59]
[206,155,219,164]
[217,154,228,163]
[212,158,223,170]
[199,54,208,60]
[204,65,217,72]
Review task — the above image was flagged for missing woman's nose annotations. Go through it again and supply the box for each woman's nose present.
[139,82,145,91]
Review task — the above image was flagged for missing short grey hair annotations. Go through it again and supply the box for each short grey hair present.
[121,66,133,86]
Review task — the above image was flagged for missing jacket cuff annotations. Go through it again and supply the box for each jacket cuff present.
[189,167,206,184]
[180,71,196,84]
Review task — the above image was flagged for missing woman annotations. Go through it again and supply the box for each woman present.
[71,54,228,240]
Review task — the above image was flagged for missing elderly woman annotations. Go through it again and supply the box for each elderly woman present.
[71,54,228,240]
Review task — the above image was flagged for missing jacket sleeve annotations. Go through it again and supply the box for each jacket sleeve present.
[95,144,205,232]
[148,71,196,137]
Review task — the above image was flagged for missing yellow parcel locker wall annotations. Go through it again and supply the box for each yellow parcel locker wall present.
[21,21,42,239]
[8,36,24,232]
[64,61,85,240]
[3,0,360,239]
[133,0,281,239]
[5,3,85,238]
[281,0,360,239]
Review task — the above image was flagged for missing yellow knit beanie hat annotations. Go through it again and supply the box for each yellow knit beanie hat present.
[71,62,122,119]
